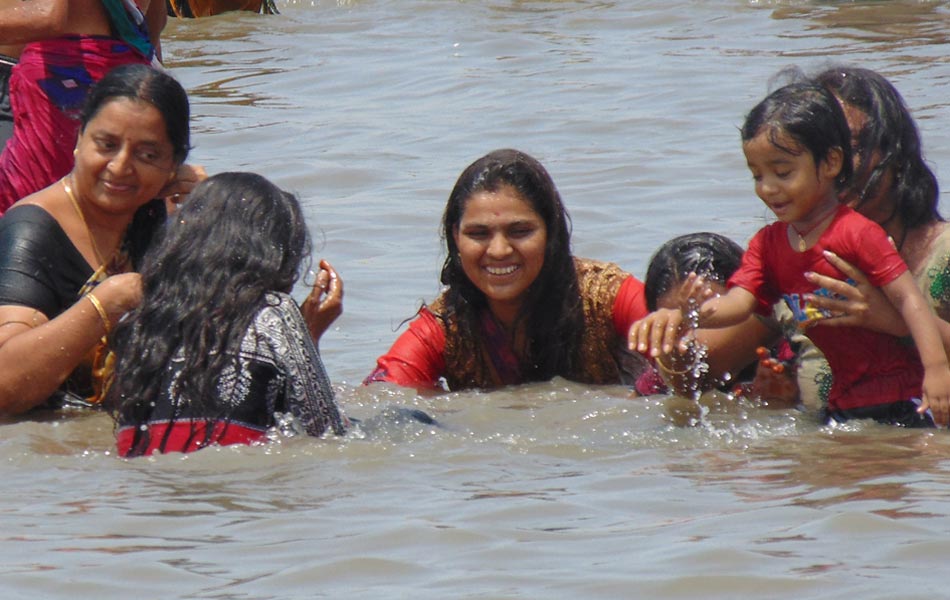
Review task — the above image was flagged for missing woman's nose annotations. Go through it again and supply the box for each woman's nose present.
[486,233,512,257]
[108,147,135,175]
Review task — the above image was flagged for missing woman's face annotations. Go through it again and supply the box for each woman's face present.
[839,100,895,225]
[453,184,547,323]
[72,97,176,217]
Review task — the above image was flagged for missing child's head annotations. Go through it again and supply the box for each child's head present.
[741,82,853,195]
[150,172,310,295]
[645,232,744,311]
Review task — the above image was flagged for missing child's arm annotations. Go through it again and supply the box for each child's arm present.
[698,286,759,329]
[882,272,950,426]
[628,283,758,359]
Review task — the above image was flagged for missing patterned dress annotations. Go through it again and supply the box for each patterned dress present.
[115,292,346,456]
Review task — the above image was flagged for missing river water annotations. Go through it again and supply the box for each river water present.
[3,1,950,598]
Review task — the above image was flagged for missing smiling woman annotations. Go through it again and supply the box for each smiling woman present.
[365,148,651,391]
[0,64,204,416]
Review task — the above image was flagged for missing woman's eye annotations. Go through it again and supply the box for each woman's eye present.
[510,227,535,238]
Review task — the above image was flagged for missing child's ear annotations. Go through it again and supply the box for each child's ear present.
[821,147,844,181]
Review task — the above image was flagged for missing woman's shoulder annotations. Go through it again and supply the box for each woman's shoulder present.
[0,204,76,256]
[255,291,302,324]
[573,256,630,277]
[573,256,634,301]
[242,292,309,358]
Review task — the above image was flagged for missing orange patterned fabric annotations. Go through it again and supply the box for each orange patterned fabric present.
[435,257,636,390]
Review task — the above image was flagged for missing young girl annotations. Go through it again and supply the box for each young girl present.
[629,82,950,427]
[108,172,348,456]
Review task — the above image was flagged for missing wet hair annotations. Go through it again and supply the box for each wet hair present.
[644,232,744,311]
[80,63,191,166]
[439,149,583,381]
[108,172,311,455]
[741,81,853,192]
[815,66,941,228]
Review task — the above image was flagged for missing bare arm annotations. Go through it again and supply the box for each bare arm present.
[142,0,166,62]
[0,273,141,415]
[628,284,758,359]
[698,286,759,329]
[882,272,950,426]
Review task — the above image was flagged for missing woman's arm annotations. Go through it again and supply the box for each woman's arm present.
[142,0,166,61]
[882,272,950,426]
[364,309,446,389]
[628,286,758,360]
[0,273,141,415]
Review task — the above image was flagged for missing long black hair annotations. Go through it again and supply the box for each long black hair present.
[439,149,583,381]
[644,232,744,311]
[741,81,853,193]
[816,66,941,229]
[108,172,310,449]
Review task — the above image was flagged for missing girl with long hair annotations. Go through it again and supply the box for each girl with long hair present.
[109,172,346,456]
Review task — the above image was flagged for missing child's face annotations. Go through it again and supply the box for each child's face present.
[742,129,842,227]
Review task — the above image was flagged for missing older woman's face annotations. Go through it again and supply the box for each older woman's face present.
[453,184,547,323]
[72,97,176,216]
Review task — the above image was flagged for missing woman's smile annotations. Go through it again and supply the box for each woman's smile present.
[454,184,547,324]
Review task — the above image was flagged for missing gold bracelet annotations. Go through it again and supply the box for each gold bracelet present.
[654,355,693,376]
[85,293,111,335]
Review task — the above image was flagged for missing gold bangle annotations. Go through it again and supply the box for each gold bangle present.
[86,293,111,335]
[654,355,692,376]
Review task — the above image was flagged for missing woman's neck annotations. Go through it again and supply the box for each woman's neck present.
[488,300,521,333]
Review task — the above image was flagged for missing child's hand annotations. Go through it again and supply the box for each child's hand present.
[628,308,690,358]
[919,365,950,427]
[301,259,343,344]
[672,272,717,312]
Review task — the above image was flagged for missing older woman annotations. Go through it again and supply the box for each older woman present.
[366,148,651,391]
[0,64,201,415]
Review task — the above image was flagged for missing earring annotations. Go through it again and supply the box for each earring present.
[73,148,78,158]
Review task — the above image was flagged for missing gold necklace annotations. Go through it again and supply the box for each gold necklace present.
[62,176,107,268]
[790,205,838,252]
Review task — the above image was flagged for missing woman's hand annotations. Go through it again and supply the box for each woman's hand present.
[160,163,208,206]
[93,273,144,324]
[628,308,690,358]
[803,250,908,336]
[300,259,343,344]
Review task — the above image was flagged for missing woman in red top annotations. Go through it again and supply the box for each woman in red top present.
[366,149,650,391]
